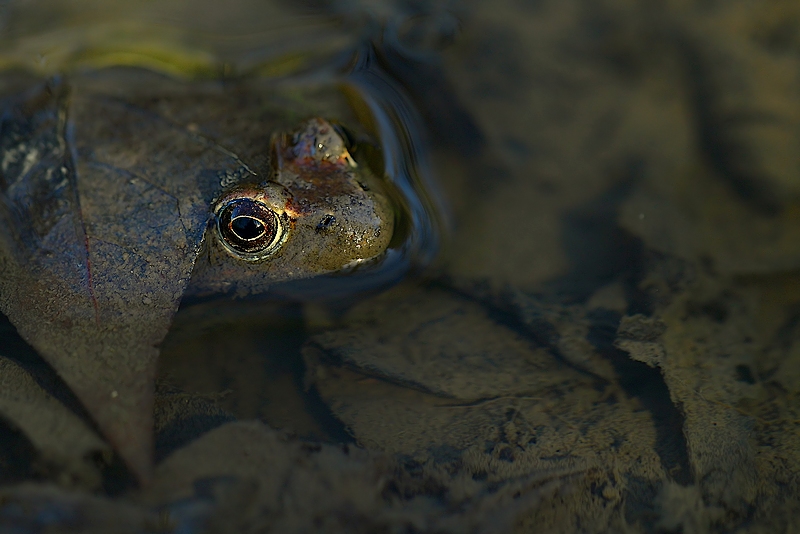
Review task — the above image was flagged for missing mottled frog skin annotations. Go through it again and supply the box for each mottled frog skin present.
[188,117,395,297]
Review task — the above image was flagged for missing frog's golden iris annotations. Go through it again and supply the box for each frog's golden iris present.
[215,197,284,259]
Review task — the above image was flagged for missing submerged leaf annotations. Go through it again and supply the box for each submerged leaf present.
[0,71,248,481]
[0,353,108,487]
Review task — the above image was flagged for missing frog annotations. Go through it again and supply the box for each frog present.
[187,116,395,298]
[0,65,406,482]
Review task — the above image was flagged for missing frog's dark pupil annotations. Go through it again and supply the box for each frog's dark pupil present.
[231,216,264,241]
[216,198,280,256]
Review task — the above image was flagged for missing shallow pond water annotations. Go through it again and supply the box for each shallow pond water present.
[1,0,800,532]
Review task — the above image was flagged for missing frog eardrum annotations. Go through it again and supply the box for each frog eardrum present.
[215,197,284,259]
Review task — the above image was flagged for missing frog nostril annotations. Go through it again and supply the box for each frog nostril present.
[216,198,283,259]
[315,214,336,234]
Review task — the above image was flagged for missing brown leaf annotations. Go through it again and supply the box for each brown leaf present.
[0,72,247,482]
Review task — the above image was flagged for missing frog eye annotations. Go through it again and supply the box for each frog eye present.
[215,198,284,259]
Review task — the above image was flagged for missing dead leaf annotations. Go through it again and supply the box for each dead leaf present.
[0,71,248,482]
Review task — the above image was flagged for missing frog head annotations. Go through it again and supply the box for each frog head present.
[186,118,396,297]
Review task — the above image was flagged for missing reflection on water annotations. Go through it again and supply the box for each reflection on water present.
[2,0,800,532]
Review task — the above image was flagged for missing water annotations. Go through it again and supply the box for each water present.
[2,0,800,532]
